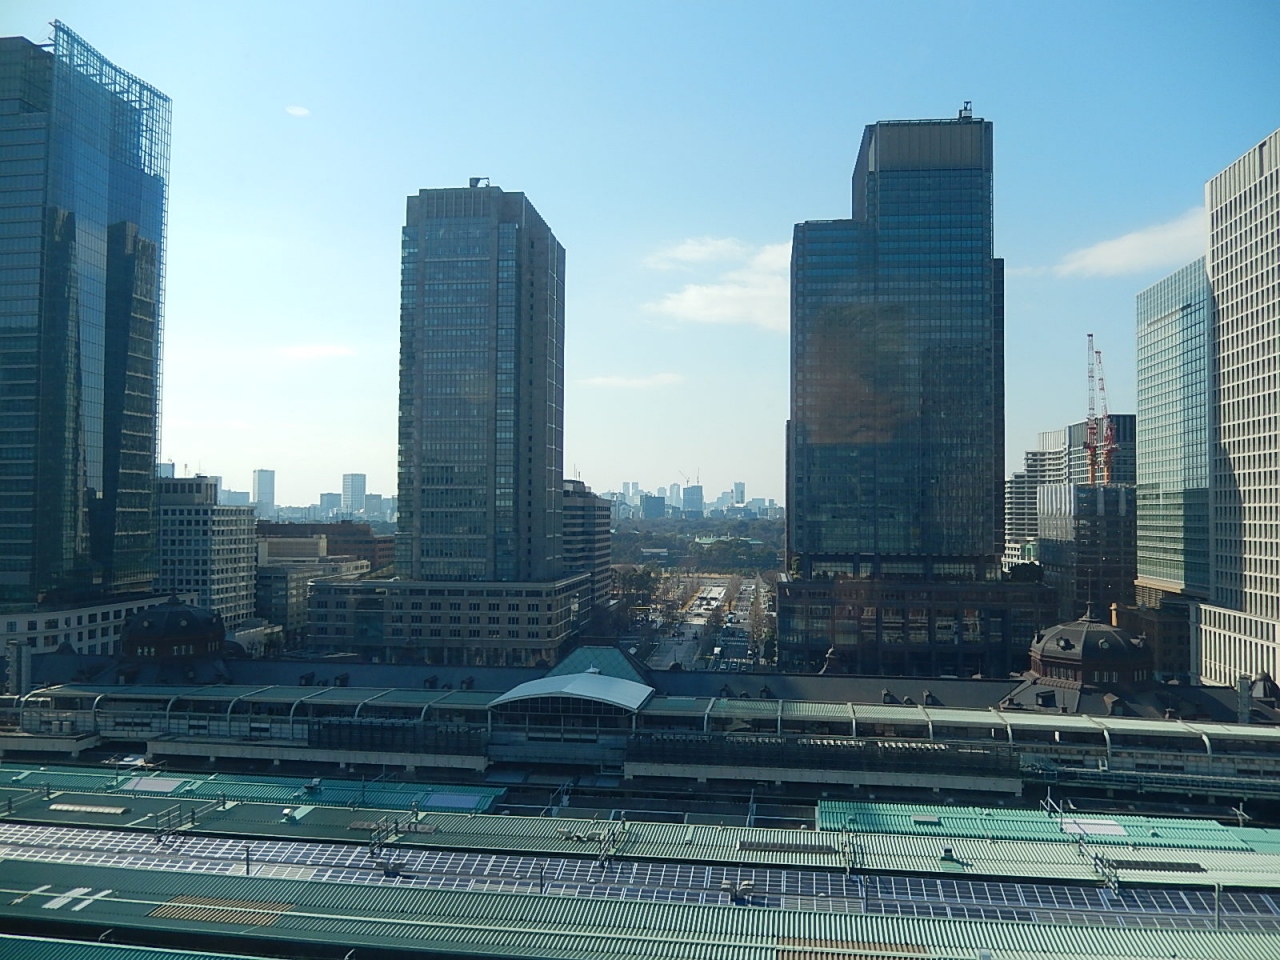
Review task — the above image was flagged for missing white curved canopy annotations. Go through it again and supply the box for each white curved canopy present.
[490,673,655,712]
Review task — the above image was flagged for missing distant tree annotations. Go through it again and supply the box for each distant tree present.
[1008,562,1043,583]
[762,636,778,665]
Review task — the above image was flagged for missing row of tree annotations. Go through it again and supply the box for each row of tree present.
[611,518,784,573]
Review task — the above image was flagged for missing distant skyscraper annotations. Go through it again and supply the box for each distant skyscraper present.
[779,107,1056,676]
[341,473,366,516]
[319,493,341,517]
[682,485,704,518]
[252,469,276,516]
[0,24,170,607]
[1196,128,1280,686]
[668,482,682,510]
[640,495,666,520]
[732,481,746,505]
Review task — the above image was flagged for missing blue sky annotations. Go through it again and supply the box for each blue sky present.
[7,1,1280,506]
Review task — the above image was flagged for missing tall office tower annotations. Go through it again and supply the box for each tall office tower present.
[682,485,704,518]
[779,107,1055,676]
[733,481,746,505]
[341,473,366,516]
[668,482,682,510]
[377,181,587,667]
[252,469,275,517]
[0,24,170,607]
[1114,259,1211,679]
[1196,129,1280,686]
[398,183,565,583]
[1135,261,1212,603]
[318,492,341,517]
[155,477,257,627]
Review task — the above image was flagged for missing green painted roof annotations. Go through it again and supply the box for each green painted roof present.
[821,801,1255,851]
[0,762,502,813]
[3,858,1280,960]
[547,645,648,685]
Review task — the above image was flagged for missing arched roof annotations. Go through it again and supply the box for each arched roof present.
[489,672,655,712]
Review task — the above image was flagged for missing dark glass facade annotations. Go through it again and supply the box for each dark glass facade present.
[0,24,169,607]
[788,116,1003,579]
[397,185,565,582]
[779,112,1056,676]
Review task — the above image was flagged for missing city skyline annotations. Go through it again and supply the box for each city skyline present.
[5,2,1279,507]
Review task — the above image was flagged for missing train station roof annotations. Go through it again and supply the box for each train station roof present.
[489,672,655,712]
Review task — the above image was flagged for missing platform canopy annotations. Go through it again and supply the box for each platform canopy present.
[489,672,655,712]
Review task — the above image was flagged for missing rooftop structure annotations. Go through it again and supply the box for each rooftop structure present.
[6,763,1280,958]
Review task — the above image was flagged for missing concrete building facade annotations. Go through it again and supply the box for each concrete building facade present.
[1197,128,1280,686]
[154,477,257,627]
[306,574,589,666]
[562,479,612,614]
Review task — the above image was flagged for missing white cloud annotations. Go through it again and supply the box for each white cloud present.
[274,344,355,360]
[1054,207,1205,277]
[578,372,684,389]
[645,241,790,331]
[643,236,751,270]
[285,105,311,117]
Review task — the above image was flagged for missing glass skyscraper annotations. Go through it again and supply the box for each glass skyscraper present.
[0,23,170,607]
[779,109,1055,676]
[358,182,587,668]
[397,184,565,583]
[1135,259,1211,600]
[787,110,1003,577]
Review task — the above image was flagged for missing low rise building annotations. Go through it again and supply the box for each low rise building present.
[306,574,591,666]
[562,479,612,613]
[155,476,257,627]
[256,557,370,643]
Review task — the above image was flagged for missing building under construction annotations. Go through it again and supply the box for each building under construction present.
[1011,337,1139,621]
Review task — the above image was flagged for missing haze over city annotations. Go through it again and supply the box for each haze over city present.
[7,0,1279,506]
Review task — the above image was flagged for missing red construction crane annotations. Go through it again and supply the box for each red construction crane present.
[1096,344,1116,484]
[1085,335,1098,484]
[1084,334,1115,485]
